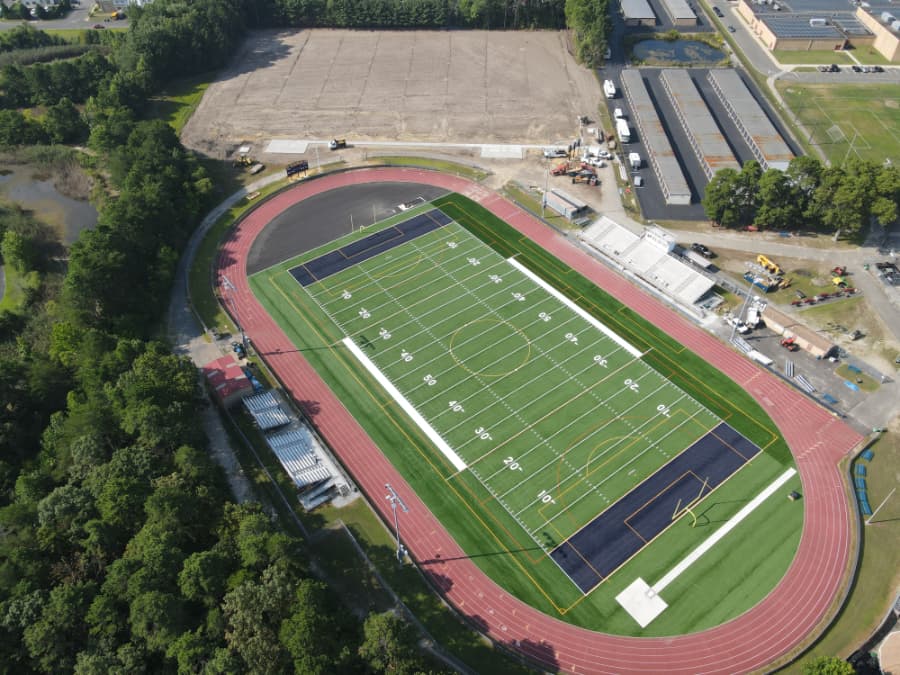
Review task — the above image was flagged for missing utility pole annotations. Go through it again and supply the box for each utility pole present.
[384,483,409,562]
[221,275,247,350]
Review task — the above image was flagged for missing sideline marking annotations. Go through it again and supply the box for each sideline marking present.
[342,337,467,471]
[506,258,643,359]
[616,467,797,626]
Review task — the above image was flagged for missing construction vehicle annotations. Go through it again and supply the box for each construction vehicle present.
[111,10,126,19]
[572,174,599,186]
[831,265,847,276]
[756,254,782,276]
[780,337,799,352]
[328,139,347,150]
[551,161,571,176]
[232,152,265,174]
[832,275,848,288]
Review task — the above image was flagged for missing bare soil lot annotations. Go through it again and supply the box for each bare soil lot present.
[181,29,601,157]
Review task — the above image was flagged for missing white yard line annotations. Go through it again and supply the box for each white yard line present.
[342,337,467,471]
[507,258,643,359]
[651,467,797,593]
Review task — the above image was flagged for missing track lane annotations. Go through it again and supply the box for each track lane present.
[217,168,862,674]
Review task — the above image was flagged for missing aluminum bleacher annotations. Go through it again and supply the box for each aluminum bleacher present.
[578,218,715,310]
[243,391,291,430]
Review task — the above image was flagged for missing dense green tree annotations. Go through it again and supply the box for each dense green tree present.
[802,655,855,675]
[358,610,425,675]
[129,590,188,653]
[23,581,96,672]
[279,579,360,674]
[44,97,87,144]
[223,565,296,674]
[756,168,801,231]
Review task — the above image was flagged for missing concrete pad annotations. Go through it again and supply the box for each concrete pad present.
[265,140,308,154]
[481,145,524,159]
[616,578,668,628]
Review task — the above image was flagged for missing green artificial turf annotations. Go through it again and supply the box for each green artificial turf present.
[248,192,801,636]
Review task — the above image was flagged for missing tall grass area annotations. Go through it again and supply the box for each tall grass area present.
[248,192,802,636]
[146,72,215,134]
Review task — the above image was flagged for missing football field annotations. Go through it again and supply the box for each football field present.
[287,207,764,592]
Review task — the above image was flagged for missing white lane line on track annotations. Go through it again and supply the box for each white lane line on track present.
[342,336,467,471]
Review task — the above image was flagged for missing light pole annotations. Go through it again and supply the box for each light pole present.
[384,483,409,562]
[221,275,247,351]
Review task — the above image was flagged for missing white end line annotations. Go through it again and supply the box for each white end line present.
[506,258,642,359]
[342,337,467,471]
[652,467,797,593]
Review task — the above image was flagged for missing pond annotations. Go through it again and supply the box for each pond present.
[632,39,726,66]
[0,164,98,246]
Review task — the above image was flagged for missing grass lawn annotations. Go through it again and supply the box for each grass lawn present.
[848,46,892,65]
[188,180,288,333]
[773,50,853,65]
[501,181,576,231]
[369,156,489,182]
[0,265,35,313]
[145,72,216,135]
[795,431,900,667]
[249,192,801,636]
[776,82,900,165]
[834,364,880,392]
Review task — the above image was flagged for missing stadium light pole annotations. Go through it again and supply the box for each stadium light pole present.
[221,275,247,350]
[385,483,409,562]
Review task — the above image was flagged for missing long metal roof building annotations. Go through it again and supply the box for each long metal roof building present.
[707,69,794,171]
[660,69,740,180]
[660,0,697,24]
[620,69,692,206]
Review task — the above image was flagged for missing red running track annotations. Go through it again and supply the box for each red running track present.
[217,168,863,674]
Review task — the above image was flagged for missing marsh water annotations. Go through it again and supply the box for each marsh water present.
[632,39,725,65]
[0,164,98,246]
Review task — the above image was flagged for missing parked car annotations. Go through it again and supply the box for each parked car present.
[691,242,715,258]
[92,23,105,28]
[713,6,724,16]
[873,65,884,73]
[829,64,841,72]
[543,148,568,158]
[851,65,862,73]
[727,25,736,32]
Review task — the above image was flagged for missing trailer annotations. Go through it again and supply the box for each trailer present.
[616,118,631,143]
[628,152,642,169]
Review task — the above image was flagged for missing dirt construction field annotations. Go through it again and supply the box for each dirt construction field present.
[181,29,601,156]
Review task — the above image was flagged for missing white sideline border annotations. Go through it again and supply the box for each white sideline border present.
[616,467,798,627]
[342,337,467,471]
[506,258,643,359]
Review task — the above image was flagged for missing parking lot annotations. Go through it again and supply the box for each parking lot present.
[181,29,601,158]
[601,67,802,221]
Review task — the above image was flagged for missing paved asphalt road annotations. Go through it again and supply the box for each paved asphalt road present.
[0,7,128,31]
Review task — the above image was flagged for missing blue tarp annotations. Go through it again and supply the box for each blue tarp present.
[844,380,860,392]
[856,464,867,476]
[861,449,875,461]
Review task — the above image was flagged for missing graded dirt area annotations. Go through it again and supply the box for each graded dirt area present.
[181,29,601,157]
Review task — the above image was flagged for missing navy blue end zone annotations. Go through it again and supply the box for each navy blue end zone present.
[549,422,762,593]
[289,209,453,286]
